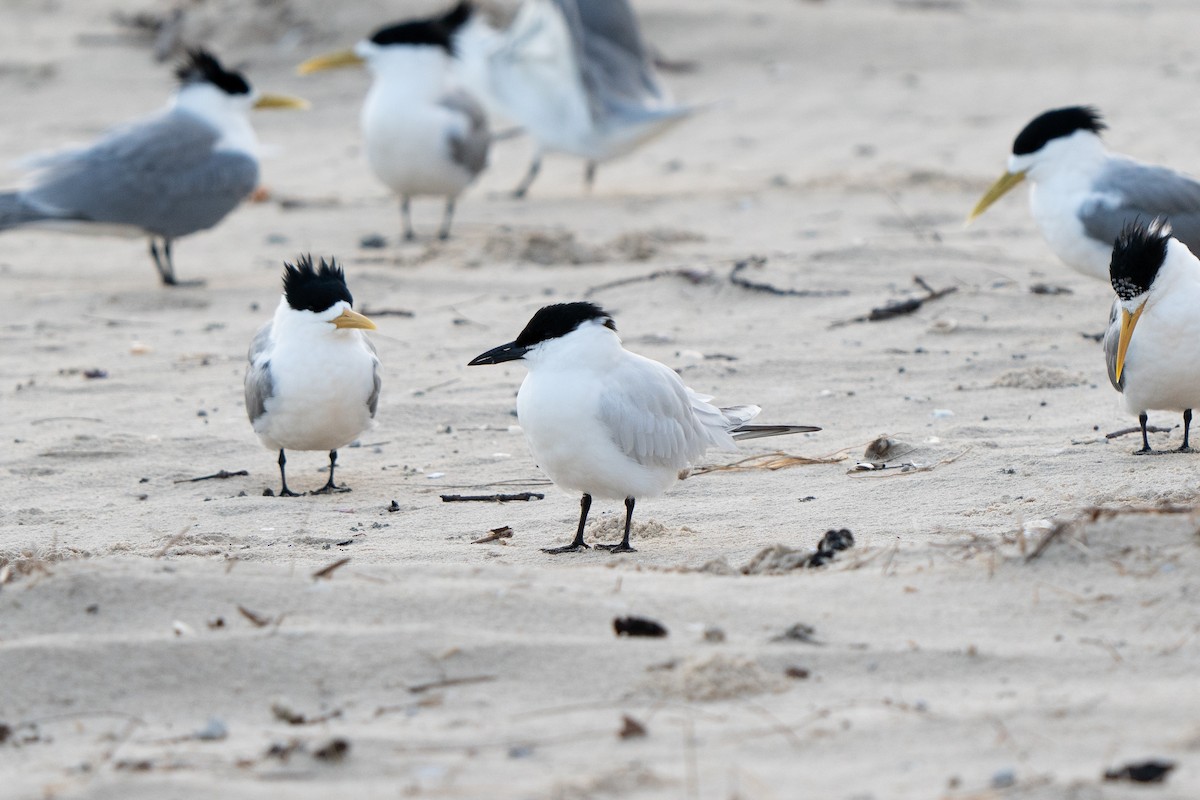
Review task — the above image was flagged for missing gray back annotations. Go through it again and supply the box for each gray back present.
[1081,157,1200,255]
[440,89,490,176]
[27,108,258,239]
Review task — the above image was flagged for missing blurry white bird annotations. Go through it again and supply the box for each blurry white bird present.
[0,49,307,286]
[1104,219,1200,454]
[455,0,693,197]
[968,106,1200,280]
[245,255,381,496]
[298,2,489,241]
[469,302,820,553]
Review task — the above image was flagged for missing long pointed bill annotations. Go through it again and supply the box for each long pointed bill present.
[468,341,528,366]
[254,93,310,110]
[1114,303,1145,383]
[297,50,365,75]
[332,309,377,330]
[966,170,1027,223]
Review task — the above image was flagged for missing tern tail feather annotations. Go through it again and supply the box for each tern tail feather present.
[731,424,822,441]
[0,192,60,230]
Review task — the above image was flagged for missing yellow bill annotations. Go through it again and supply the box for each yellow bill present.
[254,93,310,110]
[332,308,377,331]
[1114,303,1145,383]
[966,170,1027,224]
[297,50,365,75]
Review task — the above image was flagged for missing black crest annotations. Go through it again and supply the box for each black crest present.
[513,302,616,347]
[1013,106,1105,156]
[282,255,353,313]
[175,49,251,95]
[369,1,473,52]
[1110,219,1171,300]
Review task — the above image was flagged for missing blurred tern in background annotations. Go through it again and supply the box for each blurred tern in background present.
[968,106,1200,281]
[1104,219,1200,454]
[455,0,694,197]
[469,302,819,553]
[0,50,307,286]
[298,2,489,241]
[245,256,381,496]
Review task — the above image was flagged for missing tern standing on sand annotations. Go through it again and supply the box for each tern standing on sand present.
[298,2,489,242]
[245,256,381,496]
[1104,219,1200,454]
[469,302,820,553]
[0,49,307,286]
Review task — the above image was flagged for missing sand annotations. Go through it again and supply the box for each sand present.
[2,0,1199,797]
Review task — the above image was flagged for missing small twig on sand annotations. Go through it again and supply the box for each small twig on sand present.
[154,524,193,558]
[408,675,496,694]
[691,450,846,476]
[584,267,715,297]
[830,275,958,328]
[442,492,544,503]
[1105,425,1173,439]
[312,558,350,581]
[173,469,248,484]
[359,306,414,318]
[729,257,849,298]
[472,527,513,544]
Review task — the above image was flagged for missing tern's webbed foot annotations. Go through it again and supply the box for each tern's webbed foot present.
[595,543,637,554]
[541,542,590,555]
[162,278,206,288]
[1177,446,1195,454]
[265,487,303,497]
[310,483,351,495]
[1133,447,1165,456]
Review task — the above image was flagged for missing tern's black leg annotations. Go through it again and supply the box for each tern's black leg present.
[437,198,455,241]
[151,238,203,287]
[1180,409,1194,453]
[583,160,597,192]
[311,449,351,494]
[1134,412,1155,455]
[275,449,301,497]
[596,497,637,554]
[542,493,592,554]
[512,154,542,199]
[401,196,415,242]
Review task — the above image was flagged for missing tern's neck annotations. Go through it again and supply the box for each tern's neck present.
[1018,131,1108,184]
[526,324,624,371]
[366,47,453,101]
[172,83,258,156]
[271,298,355,345]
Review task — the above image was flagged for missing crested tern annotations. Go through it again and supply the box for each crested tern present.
[0,49,307,286]
[469,302,820,553]
[1104,219,1200,454]
[454,0,692,197]
[968,106,1200,281]
[245,255,381,496]
[298,2,489,241]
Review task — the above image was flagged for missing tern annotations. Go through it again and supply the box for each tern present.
[245,255,381,496]
[1104,219,1200,454]
[469,302,820,553]
[298,2,489,241]
[0,49,307,286]
[968,106,1200,281]
[454,0,692,197]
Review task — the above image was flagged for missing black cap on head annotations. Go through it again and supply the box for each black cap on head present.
[176,49,251,95]
[514,302,615,348]
[1110,218,1171,300]
[1013,106,1105,156]
[282,255,353,313]
[369,1,473,52]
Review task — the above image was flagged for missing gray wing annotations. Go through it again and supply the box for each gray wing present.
[365,337,382,418]
[244,322,275,424]
[554,0,664,114]
[439,89,490,176]
[1080,157,1200,254]
[25,109,258,239]
[1103,297,1123,392]
[597,357,720,469]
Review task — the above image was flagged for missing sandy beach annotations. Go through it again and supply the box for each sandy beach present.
[2,0,1199,797]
